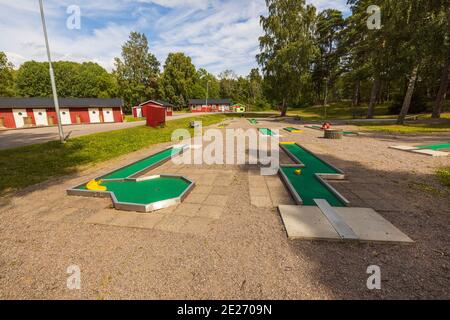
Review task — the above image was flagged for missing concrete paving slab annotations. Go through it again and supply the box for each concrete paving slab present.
[271,196,295,206]
[130,214,165,229]
[210,186,233,195]
[250,195,273,208]
[249,187,270,197]
[84,209,116,225]
[182,217,217,235]
[336,207,414,244]
[198,205,224,219]
[213,176,235,186]
[109,213,140,227]
[278,205,340,241]
[190,185,213,195]
[411,149,449,157]
[278,205,413,244]
[154,215,190,233]
[204,194,229,207]
[314,199,358,240]
[173,203,202,216]
[390,145,418,151]
[184,193,208,204]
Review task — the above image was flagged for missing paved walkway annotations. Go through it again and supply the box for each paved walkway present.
[0,113,212,150]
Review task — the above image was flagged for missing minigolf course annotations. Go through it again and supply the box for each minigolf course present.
[305,125,358,136]
[284,127,303,133]
[258,128,277,136]
[390,142,450,157]
[279,142,347,207]
[277,142,412,244]
[67,145,195,212]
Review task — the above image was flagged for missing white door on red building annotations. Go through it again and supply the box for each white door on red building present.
[60,109,72,125]
[33,109,48,126]
[12,109,27,128]
[88,108,101,123]
[102,108,114,122]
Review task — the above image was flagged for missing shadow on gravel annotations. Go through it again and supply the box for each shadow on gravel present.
[279,152,449,299]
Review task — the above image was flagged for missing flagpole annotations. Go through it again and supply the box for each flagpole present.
[39,0,65,143]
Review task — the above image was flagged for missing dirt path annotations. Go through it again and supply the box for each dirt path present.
[0,118,448,299]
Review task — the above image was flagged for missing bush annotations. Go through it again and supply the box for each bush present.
[388,92,427,115]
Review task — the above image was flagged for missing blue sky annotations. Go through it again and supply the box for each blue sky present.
[0,0,350,76]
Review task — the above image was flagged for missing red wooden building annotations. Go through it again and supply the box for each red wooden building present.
[188,99,232,113]
[0,98,123,129]
[132,100,174,118]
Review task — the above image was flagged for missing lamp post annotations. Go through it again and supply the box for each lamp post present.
[39,0,65,143]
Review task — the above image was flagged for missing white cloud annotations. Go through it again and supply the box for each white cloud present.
[0,0,349,75]
[141,0,211,9]
[307,0,350,13]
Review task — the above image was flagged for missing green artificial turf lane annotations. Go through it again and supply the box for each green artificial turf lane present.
[248,119,258,125]
[101,147,183,180]
[284,127,301,132]
[78,177,191,204]
[259,128,275,136]
[416,142,450,150]
[280,143,345,207]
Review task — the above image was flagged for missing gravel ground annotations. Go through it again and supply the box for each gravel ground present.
[0,118,449,299]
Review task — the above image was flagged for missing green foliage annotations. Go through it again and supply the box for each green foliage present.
[191,68,220,99]
[15,60,117,98]
[257,0,318,114]
[388,92,427,115]
[312,9,345,104]
[0,52,15,96]
[287,101,391,120]
[114,32,160,111]
[158,52,197,108]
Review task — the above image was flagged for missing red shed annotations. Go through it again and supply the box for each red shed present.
[139,100,174,117]
[0,98,124,129]
[188,99,232,113]
[146,104,166,128]
[0,108,16,128]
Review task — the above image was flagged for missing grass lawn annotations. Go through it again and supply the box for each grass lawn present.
[436,168,450,189]
[124,115,145,122]
[0,114,230,195]
[287,102,392,120]
[355,121,450,134]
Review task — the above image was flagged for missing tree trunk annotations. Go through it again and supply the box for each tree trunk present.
[377,80,384,104]
[397,65,419,125]
[323,78,329,106]
[432,56,450,119]
[367,78,381,119]
[280,98,287,117]
[352,81,360,106]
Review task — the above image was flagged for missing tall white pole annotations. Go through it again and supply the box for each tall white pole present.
[206,80,210,107]
[39,0,65,143]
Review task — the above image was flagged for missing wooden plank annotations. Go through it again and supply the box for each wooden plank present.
[314,199,359,240]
